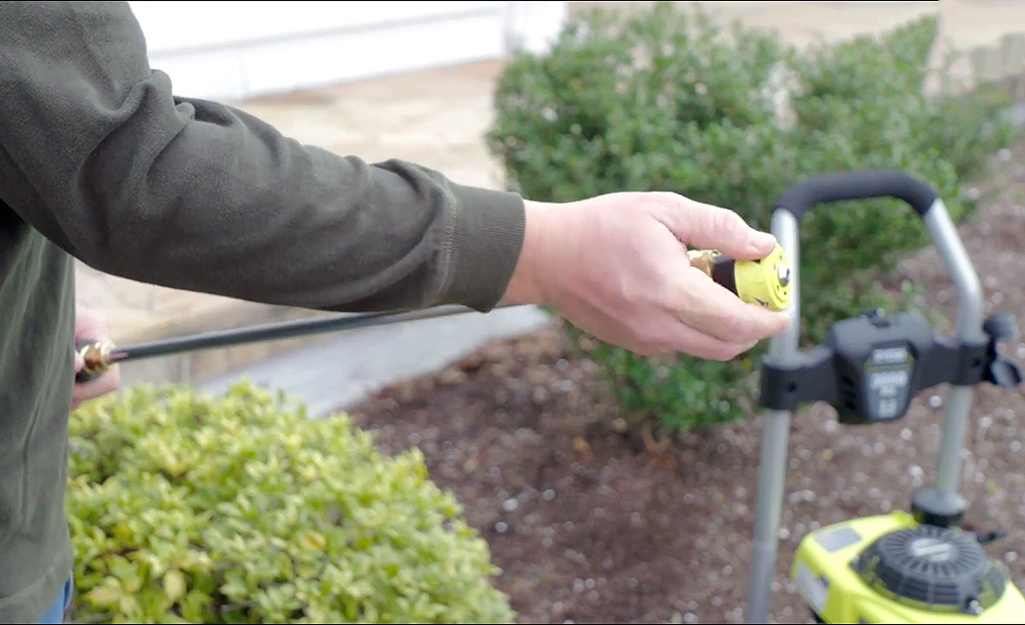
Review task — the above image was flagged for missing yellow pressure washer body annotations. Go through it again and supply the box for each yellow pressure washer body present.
[792,511,1025,623]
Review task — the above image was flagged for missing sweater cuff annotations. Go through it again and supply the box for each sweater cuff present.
[437,184,526,312]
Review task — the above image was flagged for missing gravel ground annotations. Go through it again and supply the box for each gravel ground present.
[347,144,1025,624]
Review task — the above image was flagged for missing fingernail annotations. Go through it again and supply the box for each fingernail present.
[746,229,770,252]
[751,230,776,251]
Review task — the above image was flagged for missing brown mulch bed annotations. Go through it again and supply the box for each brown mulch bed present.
[347,146,1025,624]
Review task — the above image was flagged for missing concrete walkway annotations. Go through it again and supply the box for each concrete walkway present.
[197,305,551,416]
[75,1,1025,405]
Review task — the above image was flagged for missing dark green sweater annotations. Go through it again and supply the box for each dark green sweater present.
[0,2,525,621]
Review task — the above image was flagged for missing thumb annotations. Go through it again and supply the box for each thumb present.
[657,195,776,260]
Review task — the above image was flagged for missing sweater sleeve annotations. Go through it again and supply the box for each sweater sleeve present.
[0,1,525,312]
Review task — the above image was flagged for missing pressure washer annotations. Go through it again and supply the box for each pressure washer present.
[744,169,1025,623]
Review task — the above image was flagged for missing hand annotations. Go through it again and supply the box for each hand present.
[503,192,790,360]
[72,307,121,408]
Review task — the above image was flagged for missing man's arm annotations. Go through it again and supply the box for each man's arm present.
[0,3,791,362]
[0,2,524,313]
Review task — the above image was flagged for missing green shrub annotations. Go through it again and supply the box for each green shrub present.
[487,2,1018,432]
[67,382,514,624]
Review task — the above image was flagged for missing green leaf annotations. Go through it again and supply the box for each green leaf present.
[163,570,186,603]
[85,584,122,607]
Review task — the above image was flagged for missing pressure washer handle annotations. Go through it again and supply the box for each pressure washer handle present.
[774,169,938,221]
[769,168,983,343]
[764,169,947,365]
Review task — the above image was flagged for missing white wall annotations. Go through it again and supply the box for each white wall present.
[128,1,567,102]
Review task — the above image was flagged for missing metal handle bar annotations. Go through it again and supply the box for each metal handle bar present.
[746,169,986,623]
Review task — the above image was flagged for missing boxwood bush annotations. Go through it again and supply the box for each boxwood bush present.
[66,382,515,624]
[487,2,1018,432]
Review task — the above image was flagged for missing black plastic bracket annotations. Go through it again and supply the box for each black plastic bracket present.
[920,335,990,388]
[757,311,1021,416]
[758,346,836,412]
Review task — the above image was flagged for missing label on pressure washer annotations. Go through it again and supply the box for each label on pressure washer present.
[820,311,935,425]
[793,560,829,617]
[863,344,914,421]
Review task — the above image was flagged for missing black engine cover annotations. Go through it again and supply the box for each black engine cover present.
[853,525,1007,614]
